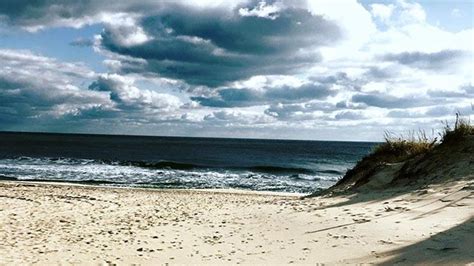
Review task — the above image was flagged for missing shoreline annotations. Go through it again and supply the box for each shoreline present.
[1,179,473,264]
[0,179,305,197]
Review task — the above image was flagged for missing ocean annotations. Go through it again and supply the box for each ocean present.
[0,132,376,194]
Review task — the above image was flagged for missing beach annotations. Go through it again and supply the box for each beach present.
[1,179,473,265]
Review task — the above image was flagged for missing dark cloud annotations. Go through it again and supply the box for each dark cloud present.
[70,37,93,47]
[0,75,109,128]
[265,83,335,101]
[264,102,367,122]
[381,50,466,69]
[0,1,341,86]
[192,89,257,108]
[192,83,336,107]
[265,104,316,121]
[335,100,366,110]
[351,93,435,109]
[309,71,369,92]
[0,0,100,29]
[88,74,181,111]
[388,104,473,119]
[425,105,473,117]
[100,4,340,86]
[0,0,160,28]
[334,111,365,120]
[427,90,466,98]
[0,49,183,130]
[387,110,424,118]
[264,101,338,121]
[427,84,474,98]
[204,111,246,123]
[0,49,105,112]
[363,66,399,80]
[202,110,271,126]
[461,84,474,95]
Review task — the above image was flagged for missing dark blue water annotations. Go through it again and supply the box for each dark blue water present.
[0,132,376,194]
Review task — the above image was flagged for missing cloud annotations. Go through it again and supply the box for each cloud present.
[462,84,474,95]
[264,102,326,121]
[0,49,184,130]
[351,92,435,109]
[203,110,271,125]
[0,48,95,78]
[70,37,94,47]
[388,104,473,119]
[363,66,400,80]
[427,89,468,99]
[387,109,424,118]
[425,105,473,117]
[88,74,182,111]
[0,49,110,127]
[98,3,340,86]
[0,1,342,86]
[451,8,462,18]
[425,84,474,106]
[0,0,102,31]
[398,0,426,23]
[334,110,365,120]
[367,0,427,27]
[239,1,282,19]
[381,50,466,70]
[192,82,337,107]
[370,3,395,22]
[0,1,250,31]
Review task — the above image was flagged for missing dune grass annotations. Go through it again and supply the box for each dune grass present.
[331,113,473,191]
[372,130,437,163]
[441,113,474,143]
[372,113,472,163]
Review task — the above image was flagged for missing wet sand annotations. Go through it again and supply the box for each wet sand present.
[1,179,473,264]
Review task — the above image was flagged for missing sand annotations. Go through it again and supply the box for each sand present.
[1,179,473,265]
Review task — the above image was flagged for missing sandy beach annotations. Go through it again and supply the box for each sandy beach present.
[1,179,473,265]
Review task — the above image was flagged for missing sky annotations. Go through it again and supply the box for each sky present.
[0,0,472,141]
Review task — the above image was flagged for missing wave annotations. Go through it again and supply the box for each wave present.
[289,174,341,182]
[132,162,322,175]
[241,165,314,174]
[2,156,348,176]
[120,160,199,170]
[0,175,121,185]
[0,174,18,181]
[110,159,316,174]
[0,156,345,193]
[315,169,345,175]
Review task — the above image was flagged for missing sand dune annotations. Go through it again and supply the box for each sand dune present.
[1,179,472,265]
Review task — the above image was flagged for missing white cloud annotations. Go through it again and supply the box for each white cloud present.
[101,13,151,47]
[397,0,426,23]
[239,1,282,19]
[451,8,462,18]
[204,109,273,125]
[308,0,376,61]
[90,74,182,111]
[370,3,395,22]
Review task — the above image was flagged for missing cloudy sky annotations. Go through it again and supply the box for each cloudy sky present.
[0,0,472,141]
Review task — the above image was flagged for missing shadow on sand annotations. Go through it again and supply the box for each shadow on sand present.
[303,177,474,211]
[378,217,474,265]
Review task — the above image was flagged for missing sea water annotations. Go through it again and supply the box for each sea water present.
[0,132,376,194]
